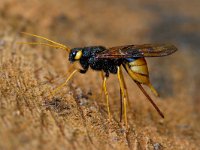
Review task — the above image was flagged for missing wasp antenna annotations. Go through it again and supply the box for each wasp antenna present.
[20,32,71,52]
[135,81,164,118]
[17,42,67,50]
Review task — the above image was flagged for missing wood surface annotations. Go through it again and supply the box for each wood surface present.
[0,0,200,149]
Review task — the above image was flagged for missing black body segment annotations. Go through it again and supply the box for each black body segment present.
[69,46,124,76]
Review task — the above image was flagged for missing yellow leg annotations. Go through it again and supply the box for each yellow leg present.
[49,69,78,98]
[119,89,123,122]
[117,66,128,126]
[119,66,130,108]
[100,71,105,101]
[103,76,111,120]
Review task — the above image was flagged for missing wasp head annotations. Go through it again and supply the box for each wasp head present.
[69,48,83,62]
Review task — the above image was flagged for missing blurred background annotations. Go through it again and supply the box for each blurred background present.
[0,0,199,149]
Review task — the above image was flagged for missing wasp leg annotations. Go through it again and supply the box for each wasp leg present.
[103,76,111,121]
[49,69,78,98]
[100,71,105,101]
[117,66,128,126]
[119,89,123,122]
[119,66,130,109]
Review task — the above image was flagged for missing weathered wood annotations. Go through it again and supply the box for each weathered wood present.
[0,1,200,149]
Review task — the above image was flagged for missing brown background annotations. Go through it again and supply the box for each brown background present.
[0,0,200,149]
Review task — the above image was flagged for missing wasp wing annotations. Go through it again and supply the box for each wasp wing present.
[96,44,177,58]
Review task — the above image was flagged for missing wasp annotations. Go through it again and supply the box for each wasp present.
[20,32,177,126]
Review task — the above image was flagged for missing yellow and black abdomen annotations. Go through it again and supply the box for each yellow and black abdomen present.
[124,58,149,84]
[124,58,158,96]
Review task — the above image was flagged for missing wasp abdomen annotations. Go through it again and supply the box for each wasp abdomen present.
[124,58,158,96]
[125,58,149,84]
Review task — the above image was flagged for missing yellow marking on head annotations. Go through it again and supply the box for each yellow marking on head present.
[75,50,82,60]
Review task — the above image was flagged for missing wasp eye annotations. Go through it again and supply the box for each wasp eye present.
[74,50,82,60]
